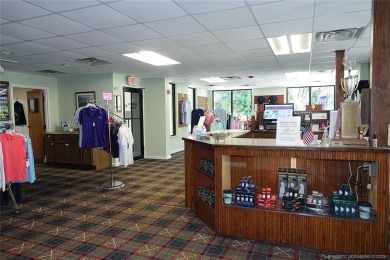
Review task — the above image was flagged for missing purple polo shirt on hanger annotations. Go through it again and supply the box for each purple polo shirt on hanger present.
[79,106,108,148]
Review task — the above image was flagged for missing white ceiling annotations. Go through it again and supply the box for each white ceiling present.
[0,0,372,90]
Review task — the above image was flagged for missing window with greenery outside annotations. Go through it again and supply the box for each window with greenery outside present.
[213,90,252,121]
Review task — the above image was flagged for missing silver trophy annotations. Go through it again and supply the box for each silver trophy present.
[341,57,359,102]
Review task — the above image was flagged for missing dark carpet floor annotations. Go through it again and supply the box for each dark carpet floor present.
[0,151,388,259]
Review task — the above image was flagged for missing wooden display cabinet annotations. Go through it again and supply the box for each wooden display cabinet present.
[185,141,216,231]
[45,133,110,170]
[184,137,389,255]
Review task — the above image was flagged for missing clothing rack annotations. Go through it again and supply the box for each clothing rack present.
[109,112,129,125]
[0,125,23,211]
[102,100,125,190]
[2,183,20,211]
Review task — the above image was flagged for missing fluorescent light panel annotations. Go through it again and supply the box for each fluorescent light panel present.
[267,36,290,55]
[268,33,312,55]
[122,51,180,66]
[290,33,312,53]
[200,77,227,83]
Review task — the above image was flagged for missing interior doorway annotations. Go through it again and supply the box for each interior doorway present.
[123,87,144,161]
[12,87,47,163]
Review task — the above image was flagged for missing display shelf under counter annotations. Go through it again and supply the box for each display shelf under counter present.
[183,134,390,255]
[44,132,111,170]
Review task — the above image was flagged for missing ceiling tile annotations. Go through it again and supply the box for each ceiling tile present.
[20,14,94,35]
[66,31,124,45]
[108,1,186,22]
[6,41,59,54]
[314,10,371,32]
[25,0,101,12]
[353,38,371,48]
[132,38,182,50]
[103,24,162,42]
[202,51,239,61]
[225,39,269,51]
[170,32,220,47]
[251,1,314,24]
[0,1,51,21]
[261,18,313,38]
[176,0,246,14]
[33,37,90,50]
[1,23,55,40]
[0,35,24,45]
[313,39,357,52]
[145,16,206,37]
[0,47,32,57]
[61,5,137,29]
[68,47,114,57]
[98,42,143,55]
[8,54,59,65]
[236,48,276,61]
[187,43,231,55]
[0,18,10,24]
[213,26,263,42]
[101,54,148,66]
[194,7,256,31]
[157,47,197,58]
[315,0,372,17]
[39,51,87,61]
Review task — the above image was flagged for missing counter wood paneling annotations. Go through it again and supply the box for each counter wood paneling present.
[183,136,389,255]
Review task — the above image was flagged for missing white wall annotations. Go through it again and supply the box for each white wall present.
[142,78,170,159]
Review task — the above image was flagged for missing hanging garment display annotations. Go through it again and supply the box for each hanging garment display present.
[118,124,134,167]
[14,101,27,125]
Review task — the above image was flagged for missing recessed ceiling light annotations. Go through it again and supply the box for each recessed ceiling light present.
[200,77,227,83]
[267,36,290,55]
[122,51,180,66]
[268,33,312,55]
[290,33,312,53]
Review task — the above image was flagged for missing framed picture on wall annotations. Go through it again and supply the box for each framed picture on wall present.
[0,81,10,120]
[75,91,96,109]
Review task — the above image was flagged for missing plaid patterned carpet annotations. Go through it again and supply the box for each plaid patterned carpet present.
[0,151,388,259]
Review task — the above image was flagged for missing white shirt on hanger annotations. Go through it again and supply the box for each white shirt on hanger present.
[118,124,134,167]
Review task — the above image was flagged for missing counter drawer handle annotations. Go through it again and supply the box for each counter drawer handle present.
[65,143,69,146]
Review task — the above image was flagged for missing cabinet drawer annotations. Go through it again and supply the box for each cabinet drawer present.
[44,134,54,141]
[53,134,79,142]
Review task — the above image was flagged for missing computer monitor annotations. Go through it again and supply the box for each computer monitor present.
[263,103,294,121]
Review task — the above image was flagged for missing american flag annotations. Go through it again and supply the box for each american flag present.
[303,126,314,145]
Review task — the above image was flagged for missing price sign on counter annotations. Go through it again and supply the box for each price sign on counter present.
[276,116,301,146]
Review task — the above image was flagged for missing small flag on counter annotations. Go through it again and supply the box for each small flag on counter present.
[303,125,314,145]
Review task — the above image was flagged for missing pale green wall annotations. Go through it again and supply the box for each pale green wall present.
[359,63,370,81]
[0,70,59,131]
[142,77,170,159]
[57,73,114,128]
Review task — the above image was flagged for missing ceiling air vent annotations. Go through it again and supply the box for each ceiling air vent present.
[71,57,111,66]
[37,70,67,75]
[315,27,365,42]
[221,76,241,80]
[206,84,219,87]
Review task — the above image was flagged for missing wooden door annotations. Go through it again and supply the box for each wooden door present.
[27,90,45,163]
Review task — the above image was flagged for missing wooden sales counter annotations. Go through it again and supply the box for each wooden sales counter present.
[183,135,389,254]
